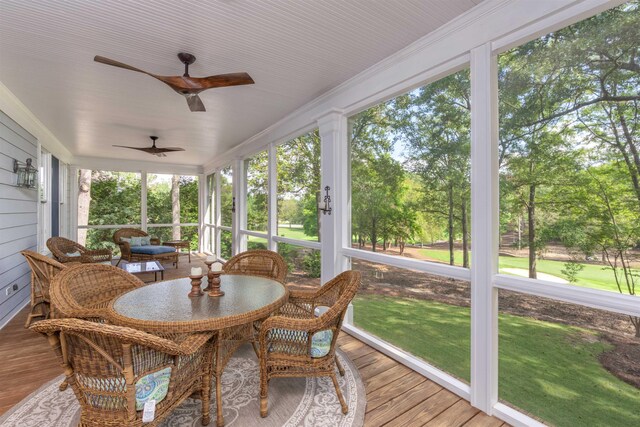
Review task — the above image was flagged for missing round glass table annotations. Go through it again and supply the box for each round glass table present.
[108,274,289,333]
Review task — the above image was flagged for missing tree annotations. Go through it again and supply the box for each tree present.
[403,70,471,266]
[171,175,180,240]
[277,130,321,239]
[77,169,91,245]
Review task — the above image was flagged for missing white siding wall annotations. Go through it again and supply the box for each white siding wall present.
[0,110,38,328]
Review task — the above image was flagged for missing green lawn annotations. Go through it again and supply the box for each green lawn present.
[276,226,318,242]
[418,248,633,294]
[353,295,640,427]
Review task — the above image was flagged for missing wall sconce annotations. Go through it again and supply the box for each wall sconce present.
[13,158,38,189]
[319,186,332,215]
[231,196,236,213]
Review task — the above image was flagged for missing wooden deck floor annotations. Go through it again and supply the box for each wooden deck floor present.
[0,254,506,426]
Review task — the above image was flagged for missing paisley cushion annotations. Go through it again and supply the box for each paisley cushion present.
[310,330,333,358]
[140,236,152,246]
[130,236,144,247]
[135,367,171,411]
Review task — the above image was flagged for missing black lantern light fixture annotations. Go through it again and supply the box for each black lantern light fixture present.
[231,196,236,213]
[319,186,332,215]
[13,158,38,189]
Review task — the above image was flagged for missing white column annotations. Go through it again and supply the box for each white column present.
[317,109,349,286]
[69,165,79,242]
[267,143,278,251]
[140,171,147,232]
[197,173,205,253]
[232,159,246,254]
[470,42,499,414]
[215,170,221,257]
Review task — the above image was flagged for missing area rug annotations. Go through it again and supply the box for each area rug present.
[0,345,365,427]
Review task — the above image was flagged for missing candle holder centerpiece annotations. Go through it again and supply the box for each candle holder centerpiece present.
[207,261,225,297]
[203,255,216,291]
[188,267,204,297]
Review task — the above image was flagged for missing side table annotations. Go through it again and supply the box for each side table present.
[162,240,191,263]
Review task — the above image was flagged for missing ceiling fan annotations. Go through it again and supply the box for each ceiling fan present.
[94,53,254,112]
[113,136,185,157]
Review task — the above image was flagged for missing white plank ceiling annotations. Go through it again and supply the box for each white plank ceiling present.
[0,0,483,166]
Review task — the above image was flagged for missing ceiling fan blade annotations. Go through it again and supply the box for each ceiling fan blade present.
[95,56,154,76]
[158,147,186,152]
[197,72,255,89]
[112,145,149,152]
[186,94,206,112]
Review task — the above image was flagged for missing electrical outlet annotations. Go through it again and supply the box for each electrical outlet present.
[5,284,20,297]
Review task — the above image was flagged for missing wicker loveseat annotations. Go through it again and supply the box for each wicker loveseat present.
[113,228,179,268]
[47,237,112,265]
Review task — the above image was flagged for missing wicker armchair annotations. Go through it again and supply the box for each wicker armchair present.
[50,263,145,320]
[222,250,288,283]
[47,237,113,264]
[21,250,66,328]
[258,270,361,417]
[113,228,178,268]
[31,318,215,427]
[221,250,288,357]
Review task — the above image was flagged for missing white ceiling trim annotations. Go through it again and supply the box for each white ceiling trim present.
[72,155,202,175]
[0,81,72,163]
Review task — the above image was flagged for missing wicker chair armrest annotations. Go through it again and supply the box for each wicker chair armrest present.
[150,237,161,245]
[288,288,318,302]
[31,319,214,356]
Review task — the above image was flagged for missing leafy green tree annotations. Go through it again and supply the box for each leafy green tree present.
[277,130,321,240]
[403,70,471,266]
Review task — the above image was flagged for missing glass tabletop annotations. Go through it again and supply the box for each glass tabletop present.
[121,261,164,273]
[108,274,288,332]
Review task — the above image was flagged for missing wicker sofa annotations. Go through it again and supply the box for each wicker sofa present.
[113,228,179,268]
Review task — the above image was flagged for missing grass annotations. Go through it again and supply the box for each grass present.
[418,248,634,295]
[276,226,318,242]
[353,295,640,427]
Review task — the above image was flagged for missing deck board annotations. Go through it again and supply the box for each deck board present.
[0,267,506,426]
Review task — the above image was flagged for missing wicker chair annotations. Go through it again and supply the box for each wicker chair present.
[221,250,288,356]
[21,250,66,328]
[258,270,361,417]
[31,318,215,427]
[47,237,113,265]
[50,263,145,320]
[222,250,288,283]
[113,228,178,268]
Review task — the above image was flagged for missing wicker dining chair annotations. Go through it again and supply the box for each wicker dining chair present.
[47,237,113,264]
[31,318,215,427]
[221,250,288,356]
[222,249,288,283]
[258,270,361,417]
[50,263,145,320]
[21,250,66,328]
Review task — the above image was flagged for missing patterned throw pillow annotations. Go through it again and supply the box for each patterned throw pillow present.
[64,252,81,257]
[120,237,131,244]
[135,367,171,411]
[130,236,144,247]
[310,330,333,358]
[140,236,152,246]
